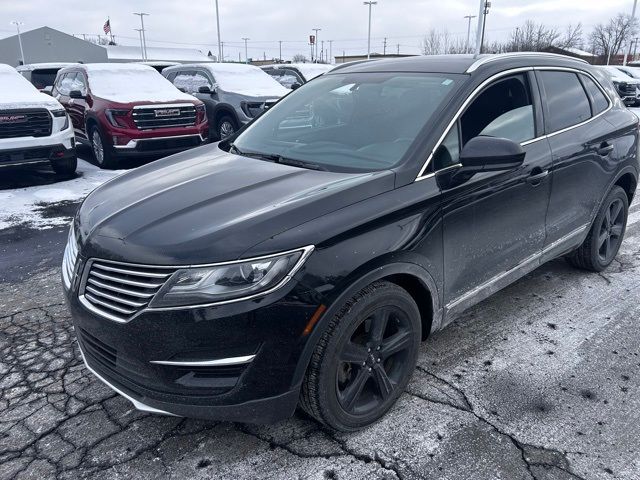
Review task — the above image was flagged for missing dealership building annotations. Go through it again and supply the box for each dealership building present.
[0,26,214,66]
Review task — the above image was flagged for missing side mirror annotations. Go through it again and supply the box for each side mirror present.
[198,85,216,95]
[436,136,525,190]
[291,82,302,90]
[460,136,525,172]
[69,90,85,99]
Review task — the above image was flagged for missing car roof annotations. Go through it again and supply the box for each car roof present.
[330,53,590,75]
[16,62,78,71]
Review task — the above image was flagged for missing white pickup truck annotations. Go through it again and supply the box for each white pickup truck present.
[0,64,76,174]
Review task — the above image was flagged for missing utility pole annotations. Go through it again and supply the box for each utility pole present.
[312,28,321,62]
[134,28,144,60]
[383,37,387,55]
[221,41,225,62]
[329,40,333,64]
[214,0,222,62]
[242,37,249,63]
[364,1,378,59]
[480,1,491,54]
[321,40,325,62]
[464,15,477,53]
[397,43,400,55]
[133,13,149,60]
[624,0,639,65]
[634,37,640,62]
[473,0,485,57]
[279,40,283,62]
[10,21,25,65]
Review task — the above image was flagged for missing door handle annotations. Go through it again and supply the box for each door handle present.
[597,142,614,156]
[526,169,549,185]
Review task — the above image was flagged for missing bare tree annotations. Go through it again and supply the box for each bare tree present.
[422,28,443,55]
[292,54,308,63]
[560,23,584,49]
[590,13,638,59]
[505,20,560,52]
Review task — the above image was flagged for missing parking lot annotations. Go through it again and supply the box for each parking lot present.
[1,144,639,480]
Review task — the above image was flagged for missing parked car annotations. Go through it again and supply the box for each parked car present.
[615,65,640,79]
[595,65,640,106]
[63,53,638,431]
[261,63,335,88]
[0,64,76,174]
[16,62,77,91]
[52,63,209,169]
[163,63,289,140]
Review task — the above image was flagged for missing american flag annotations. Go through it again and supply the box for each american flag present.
[103,19,111,34]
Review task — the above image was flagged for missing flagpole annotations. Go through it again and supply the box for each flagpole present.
[108,16,114,44]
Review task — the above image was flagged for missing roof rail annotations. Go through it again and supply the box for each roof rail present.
[467,52,589,73]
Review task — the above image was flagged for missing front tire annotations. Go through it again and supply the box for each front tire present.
[567,185,629,272]
[300,281,421,431]
[217,115,237,140]
[90,125,117,169]
[50,155,77,175]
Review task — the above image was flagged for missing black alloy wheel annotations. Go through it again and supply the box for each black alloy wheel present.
[597,197,625,264]
[300,281,421,431]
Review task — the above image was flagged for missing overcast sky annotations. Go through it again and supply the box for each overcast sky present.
[0,0,635,60]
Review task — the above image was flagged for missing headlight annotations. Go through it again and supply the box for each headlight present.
[150,246,314,308]
[51,108,69,130]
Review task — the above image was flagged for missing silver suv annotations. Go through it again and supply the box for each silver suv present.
[163,63,289,140]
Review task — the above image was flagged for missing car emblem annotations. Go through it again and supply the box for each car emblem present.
[0,114,27,124]
[154,108,180,118]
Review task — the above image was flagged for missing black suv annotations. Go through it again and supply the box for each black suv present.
[63,54,638,431]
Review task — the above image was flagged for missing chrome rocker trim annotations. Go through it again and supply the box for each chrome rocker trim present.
[150,355,256,367]
[114,134,205,150]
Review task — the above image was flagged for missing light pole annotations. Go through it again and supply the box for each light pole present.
[473,0,486,56]
[133,13,149,60]
[312,28,321,62]
[364,1,377,60]
[214,0,222,62]
[10,21,25,65]
[480,1,491,54]
[279,40,283,62]
[329,40,333,64]
[464,15,477,53]
[624,0,639,65]
[134,28,144,60]
[242,37,250,63]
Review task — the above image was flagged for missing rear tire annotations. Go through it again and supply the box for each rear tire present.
[90,125,117,169]
[566,186,628,272]
[50,155,77,175]
[299,281,421,432]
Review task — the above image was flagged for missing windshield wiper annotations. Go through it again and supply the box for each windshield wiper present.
[230,145,327,171]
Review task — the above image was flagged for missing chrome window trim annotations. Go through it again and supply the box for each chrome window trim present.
[415,66,613,182]
[77,245,315,320]
[466,53,588,73]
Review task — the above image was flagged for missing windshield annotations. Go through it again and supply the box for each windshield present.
[231,72,462,172]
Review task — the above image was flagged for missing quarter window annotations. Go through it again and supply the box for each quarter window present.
[538,71,591,132]
[580,75,610,115]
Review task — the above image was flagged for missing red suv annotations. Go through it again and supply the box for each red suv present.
[53,64,208,168]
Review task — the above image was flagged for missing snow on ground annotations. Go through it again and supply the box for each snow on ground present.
[0,160,126,230]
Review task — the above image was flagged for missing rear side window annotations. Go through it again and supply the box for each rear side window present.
[580,75,610,115]
[539,71,591,132]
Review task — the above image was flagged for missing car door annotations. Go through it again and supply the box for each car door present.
[434,71,554,317]
[67,71,89,140]
[536,69,616,251]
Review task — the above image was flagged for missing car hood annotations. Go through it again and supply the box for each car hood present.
[78,144,394,265]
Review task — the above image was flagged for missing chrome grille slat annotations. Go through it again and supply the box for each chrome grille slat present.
[86,277,156,298]
[132,105,197,130]
[92,263,173,278]
[85,285,147,308]
[81,260,177,322]
[89,270,165,288]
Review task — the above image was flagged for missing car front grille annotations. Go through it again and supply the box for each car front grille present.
[616,82,637,96]
[81,260,176,322]
[0,109,52,139]
[132,104,196,130]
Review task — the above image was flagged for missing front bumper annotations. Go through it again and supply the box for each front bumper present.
[65,272,319,423]
[113,133,207,157]
[0,124,75,167]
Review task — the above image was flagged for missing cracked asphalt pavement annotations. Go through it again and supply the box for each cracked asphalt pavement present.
[1,159,639,479]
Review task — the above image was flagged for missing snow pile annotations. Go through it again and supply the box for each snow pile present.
[83,63,196,103]
[0,160,127,230]
[204,64,289,97]
[0,64,62,109]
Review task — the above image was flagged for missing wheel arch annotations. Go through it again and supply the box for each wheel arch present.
[614,169,638,204]
[212,104,239,127]
[291,260,442,388]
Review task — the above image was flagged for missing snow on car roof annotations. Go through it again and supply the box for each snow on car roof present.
[77,63,196,103]
[175,63,289,97]
[263,63,335,81]
[16,62,78,71]
[0,63,62,109]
